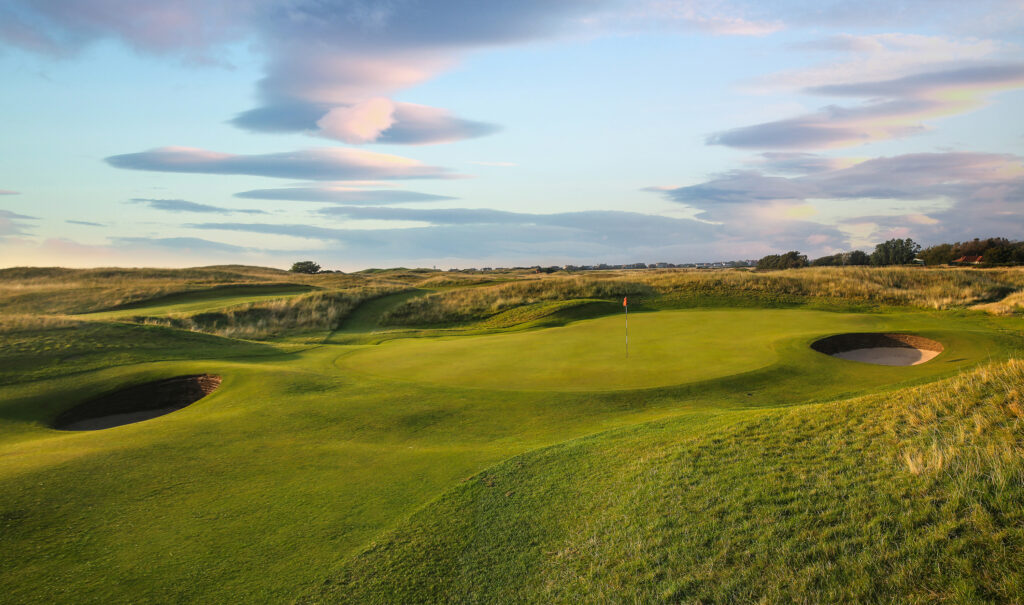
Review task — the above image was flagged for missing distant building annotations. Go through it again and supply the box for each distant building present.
[951,255,984,265]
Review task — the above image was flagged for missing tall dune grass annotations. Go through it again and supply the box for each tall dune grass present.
[639,266,1024,309]
[382,266,1024,325]
[139,286,406,339]
[381,276,653,325]
[0,266,400,314]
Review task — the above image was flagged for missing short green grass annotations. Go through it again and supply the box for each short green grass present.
[340,308,1001,391]
[0,268,1022,603]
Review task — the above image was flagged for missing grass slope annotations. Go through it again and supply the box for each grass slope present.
[0,267,1022,603]
[340,308,1004,391]
[0,316,277,386]
[304,359,1024,604]
[78,284,316,319]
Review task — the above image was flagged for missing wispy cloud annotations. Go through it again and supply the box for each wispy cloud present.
[0,189,20,195]
[750,152,852,175]
[651,151,1024,245]
[600,1,783,36]
[711,62,1024,150]
[110,236,251,253]
[186,205,847,263]
[0,209,37,238]
[130,198,267,214]
[106,146,456,181]
[66,219,106,226]
[234,187,455,205]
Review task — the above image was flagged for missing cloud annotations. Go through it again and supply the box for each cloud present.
[110,236,250,253]
[0,2,251,60]
[1,1,784,146]
[806,62,1024,98]
[187,209,725,260]
[130,198,267,214]
[768,34,1006,91]
[0,189,19,195]
[237,100,501,145]
[66,219,105,226]
[106,146,455,181]
[0,209,37,238]
[315,98,396,144]
[186,204,848,263]
[652,151,1024,246]
[752,152,850,175]
[600,1,783,36]
[234,187,455,205]
[775,0,1024,36]
[711,62,1024,150]
[718,32,1024,152]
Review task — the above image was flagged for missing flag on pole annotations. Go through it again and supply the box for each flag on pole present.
[623,296,628,307]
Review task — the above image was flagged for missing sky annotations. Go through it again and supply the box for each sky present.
[1,0,1023,270]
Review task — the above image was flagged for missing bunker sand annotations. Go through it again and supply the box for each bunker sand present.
[812,333,943,367]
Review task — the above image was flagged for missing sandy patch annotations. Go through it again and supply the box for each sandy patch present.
[833,347,941,366]
[811,333,943,367]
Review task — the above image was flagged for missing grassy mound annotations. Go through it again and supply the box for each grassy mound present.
[0,315,275,386]
[340,309,994,391]
[304,359,1024,604]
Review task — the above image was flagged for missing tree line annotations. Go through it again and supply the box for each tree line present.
[757,237,1024,270]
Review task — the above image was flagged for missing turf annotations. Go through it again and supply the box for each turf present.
[339,308,1002,391]
[0,270,1022,603]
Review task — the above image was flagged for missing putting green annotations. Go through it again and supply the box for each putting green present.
[338,308,958,391]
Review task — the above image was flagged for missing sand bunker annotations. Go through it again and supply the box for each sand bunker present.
[53,374,221,431]
[811,333,943,366]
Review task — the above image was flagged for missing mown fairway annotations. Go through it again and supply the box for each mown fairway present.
[0,266,1022,603]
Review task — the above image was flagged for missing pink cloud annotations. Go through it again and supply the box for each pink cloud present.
[105,146,457,180]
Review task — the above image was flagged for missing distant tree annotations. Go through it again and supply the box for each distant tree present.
[845,250,871,265]
[870,238,920,266]
[919,243,955,266]
[290,261,321,274]
[983,244,1014,265]
[757,251,808,270]
[812,254,840,266]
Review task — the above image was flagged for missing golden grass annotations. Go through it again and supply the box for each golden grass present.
[0,266,404,314]
[887,358,1024,479]
[381,266,1024,325]
[381,276,653,325]
[638,266,1024,309]
[139,286,406,339]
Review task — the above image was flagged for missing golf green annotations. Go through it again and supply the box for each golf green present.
[337,308,966,391]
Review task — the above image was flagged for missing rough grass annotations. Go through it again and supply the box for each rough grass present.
[381,277,653,325]
[135,286,408,340]
[0,265,400,314]
[0,314,275,386]
[640,266,1024,310]
[379,267,1024,327]
[305,359,1024,604]
[972,290,1024,316]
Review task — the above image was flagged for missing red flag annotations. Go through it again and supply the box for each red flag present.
[623,296,628,307]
